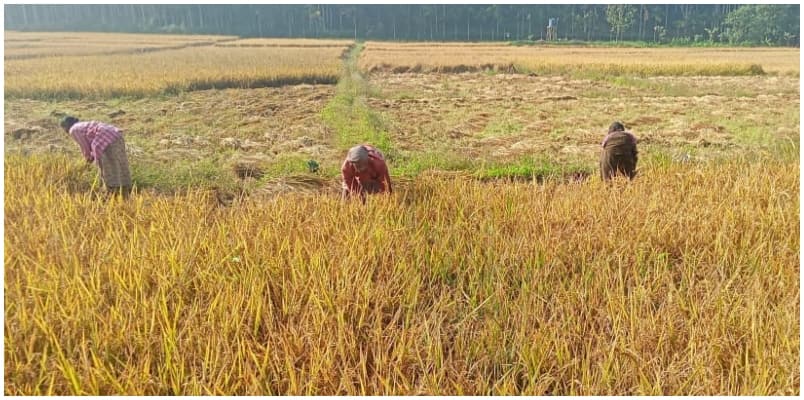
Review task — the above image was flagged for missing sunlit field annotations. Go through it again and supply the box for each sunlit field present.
[4,154,799,395]
[5,36,350,99]
[4,31,235,59]
[359,42,800,76]
[216,38,356,47]
[4,31,801,395]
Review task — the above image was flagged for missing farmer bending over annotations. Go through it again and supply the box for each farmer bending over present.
[341,144,392,202]
[61,116,132,197]
[600,121,638,181]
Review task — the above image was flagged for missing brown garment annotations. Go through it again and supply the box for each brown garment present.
[97,136,132,195]
[600,131,638,180]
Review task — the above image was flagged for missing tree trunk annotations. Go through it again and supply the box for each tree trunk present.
[442,5,447,39]
[434,8,438,40]
[467,14,470,41]
[22,5,29,26]
[570,8,574,38]
[638,5,643,40]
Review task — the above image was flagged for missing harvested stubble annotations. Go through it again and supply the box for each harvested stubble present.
[4,154,799,395]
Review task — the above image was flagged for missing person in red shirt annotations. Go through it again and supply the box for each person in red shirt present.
[600,121,638,181]
[341,144,392,202]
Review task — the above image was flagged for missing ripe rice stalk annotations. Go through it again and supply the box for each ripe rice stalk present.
[4,154,799,395]
[359,42,799,76]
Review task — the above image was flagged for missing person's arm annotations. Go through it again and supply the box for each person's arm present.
[381,162,393,193]
[366,155,392,194]
[341,160,358,198]
[70,127,94,162]
[90,124,120,162]
[627,132,637,145]
[628,132,639,158]
[601,133,610,147]
[90,138,100,164]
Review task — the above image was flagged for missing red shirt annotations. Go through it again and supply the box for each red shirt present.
[341,145,392,194]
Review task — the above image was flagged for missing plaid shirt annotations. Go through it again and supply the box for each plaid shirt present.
[69,121,123,162]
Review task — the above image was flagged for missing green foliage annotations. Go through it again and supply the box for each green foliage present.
[392,151,475,177]
[724,5,801,46]
[262,154,325,178]
[5,5,799,46]
[606,5,637,42]
[476,156,593,181]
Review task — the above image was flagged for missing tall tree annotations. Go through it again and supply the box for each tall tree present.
[606,5,637,42]
[3,4,799,46]
[725,4,800,45]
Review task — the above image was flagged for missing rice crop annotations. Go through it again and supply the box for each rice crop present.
[359,42,800,76]
[4,154,799,395]
[4,31,236,59]
[215,38,355,48]
[5,44,349,99]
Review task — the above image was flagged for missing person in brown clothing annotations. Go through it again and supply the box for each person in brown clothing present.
[600,121,638,181]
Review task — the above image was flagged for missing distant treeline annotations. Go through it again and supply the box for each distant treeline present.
[4,4,800,46]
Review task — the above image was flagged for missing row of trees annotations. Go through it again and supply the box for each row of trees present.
[4,4,800,46]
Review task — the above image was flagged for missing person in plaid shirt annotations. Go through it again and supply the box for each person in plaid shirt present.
[341,144,392,203]
[61,116,132,196]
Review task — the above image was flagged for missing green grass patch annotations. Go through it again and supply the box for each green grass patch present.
[321,43,396,159]
[391,152,596,183]
[716,105,799,150]
[480,114,524,138]
[391,151,475,177]
[475,156,594,182]
[260,153,333,179]
[131,158,239,193]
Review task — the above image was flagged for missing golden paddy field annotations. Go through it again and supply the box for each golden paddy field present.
[359,41,800,76]
[5,32,349,98]
[4,33,800,395]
